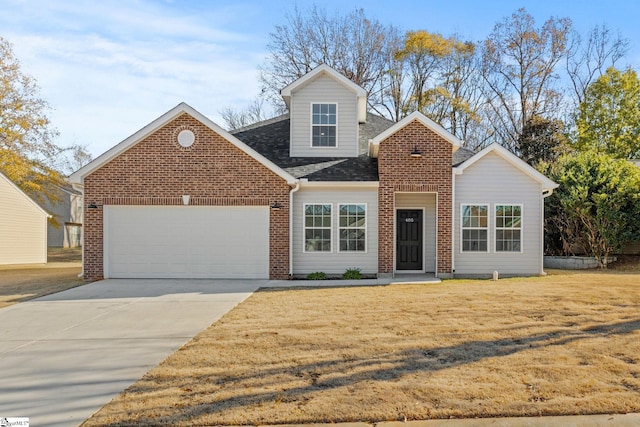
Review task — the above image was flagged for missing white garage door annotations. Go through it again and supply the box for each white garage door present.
[104,205,269,279]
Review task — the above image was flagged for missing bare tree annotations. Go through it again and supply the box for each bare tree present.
[480,8,572,152]
[368,26,406,121]
[566,24,629,106]
[53,144,93,176]
[259,6,397,113]
[417,38,491,148]
[219,97,268,131]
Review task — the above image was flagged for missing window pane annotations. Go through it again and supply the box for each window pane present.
[338,204,366,252]
[495,205,521,252]
[305,204,332,252]
[462,228,487,252]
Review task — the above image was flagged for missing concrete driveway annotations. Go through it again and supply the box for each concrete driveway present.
[0,278,264,427]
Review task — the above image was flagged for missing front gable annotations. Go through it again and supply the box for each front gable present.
[452,144,558,277]
[454,143,558,193]
[83,113,293,200]
[69,103,295,187]
[283,65,367,158]
[73,104,296,281]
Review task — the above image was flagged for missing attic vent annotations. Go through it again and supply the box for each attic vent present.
[177,129,195,147]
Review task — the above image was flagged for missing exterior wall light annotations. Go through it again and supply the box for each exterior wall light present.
[410,146,422,158]
[271,201,282,210]
[87,203,98,209]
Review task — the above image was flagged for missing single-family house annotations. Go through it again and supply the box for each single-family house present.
[68,64,558,280]
[0,172,51,265]
[40,184,83,248]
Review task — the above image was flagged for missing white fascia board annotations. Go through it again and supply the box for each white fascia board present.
[0,172,51,218]
[68,103,297,187]
[299,180,379,189]
[281,64,367,98]
[369,111,462,158]
[456,143,559,191]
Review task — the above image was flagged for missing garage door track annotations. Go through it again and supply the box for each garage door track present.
[0,279,263,426]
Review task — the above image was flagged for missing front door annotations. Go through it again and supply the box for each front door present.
[396,210,423,271]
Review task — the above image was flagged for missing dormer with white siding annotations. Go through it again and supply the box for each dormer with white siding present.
[281,64,367,158]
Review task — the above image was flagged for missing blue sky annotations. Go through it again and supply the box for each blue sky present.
[2,0,640,158]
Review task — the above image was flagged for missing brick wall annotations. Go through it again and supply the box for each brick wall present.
[378,120,453,275]
[83,113,291,280]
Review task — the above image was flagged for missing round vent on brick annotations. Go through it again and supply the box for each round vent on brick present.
[176,128,196,148]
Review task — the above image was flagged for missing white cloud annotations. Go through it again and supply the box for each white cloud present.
[2,0,269,157]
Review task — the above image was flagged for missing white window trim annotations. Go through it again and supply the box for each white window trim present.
[310,102,338,148]
[337,203,368,253]
[460,203,490,253]
[303,203,333,253]
[494,203,524,253]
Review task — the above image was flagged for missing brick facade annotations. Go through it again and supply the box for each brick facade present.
[378,120,453,276]
[83,113,291,280]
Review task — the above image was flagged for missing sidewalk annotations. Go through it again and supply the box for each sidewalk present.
[263,413,640,427]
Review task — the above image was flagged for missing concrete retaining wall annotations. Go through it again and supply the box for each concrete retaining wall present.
[544,256,616,269]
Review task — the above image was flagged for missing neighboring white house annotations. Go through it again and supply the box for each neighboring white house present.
[0,172,51,265]
[41,185,83,248]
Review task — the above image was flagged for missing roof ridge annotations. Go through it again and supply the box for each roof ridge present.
[230,113,290,134]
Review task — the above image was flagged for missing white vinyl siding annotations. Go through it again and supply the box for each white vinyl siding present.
[104,205,269,279]
[293,187,378,275]
[290,74,359,157]
[0,174,48,265]
[454,151,544,276]
[395,193,437,272]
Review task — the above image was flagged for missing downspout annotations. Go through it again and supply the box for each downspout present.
[289,180,301,277]
[540,187,555,275]
[451,168,456,276]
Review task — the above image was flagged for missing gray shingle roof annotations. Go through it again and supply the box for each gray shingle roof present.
[232,114,476,181]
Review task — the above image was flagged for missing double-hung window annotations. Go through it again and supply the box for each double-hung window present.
[461,204,488,252]
[304,204,332,252]
[495,205,522,252]
[339,204,366,252]
[311,103,337,147]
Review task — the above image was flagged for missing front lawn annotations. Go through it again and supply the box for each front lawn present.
[83,271,640,426]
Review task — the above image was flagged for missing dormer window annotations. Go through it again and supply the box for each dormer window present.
[311,103,337,147]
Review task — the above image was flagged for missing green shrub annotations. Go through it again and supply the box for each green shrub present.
[307,272,327,280]
[342,267,362,280]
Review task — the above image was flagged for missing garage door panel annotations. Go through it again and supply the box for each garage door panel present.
[105,206,269,279]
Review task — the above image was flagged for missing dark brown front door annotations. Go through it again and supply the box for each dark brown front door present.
[396,210,423,270]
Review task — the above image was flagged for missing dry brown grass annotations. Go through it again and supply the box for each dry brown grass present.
[0,247,83,308]
[83,270,640,426]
